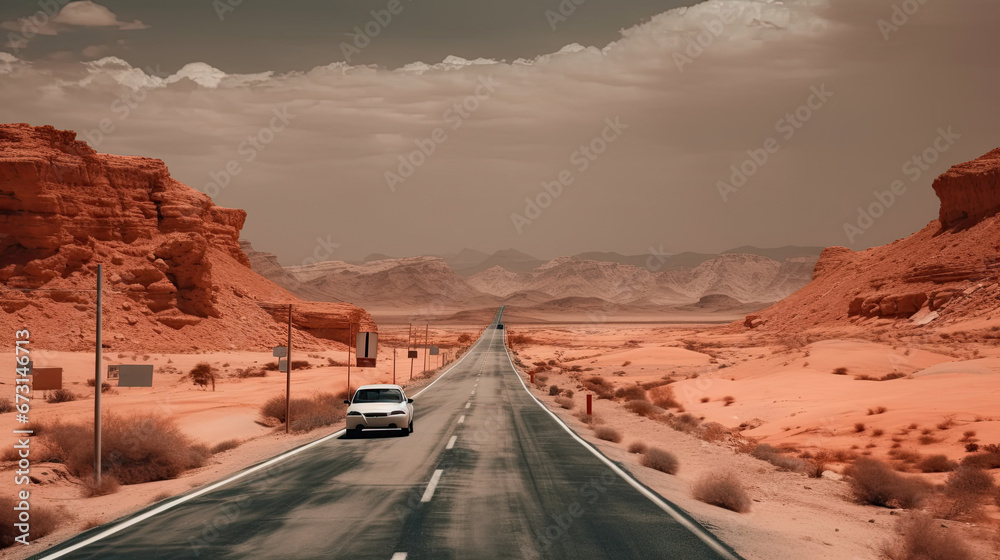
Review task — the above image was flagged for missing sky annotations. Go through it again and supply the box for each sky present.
[1,0,998,264]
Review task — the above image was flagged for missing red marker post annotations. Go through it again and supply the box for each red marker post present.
[586,394,592,416]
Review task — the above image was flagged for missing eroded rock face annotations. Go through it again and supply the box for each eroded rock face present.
[0,124,376,351]
[933,148,1000,229]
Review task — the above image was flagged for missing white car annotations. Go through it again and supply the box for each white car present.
[344,384,414,437]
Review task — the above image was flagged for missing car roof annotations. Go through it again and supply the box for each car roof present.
[354,384,404,390]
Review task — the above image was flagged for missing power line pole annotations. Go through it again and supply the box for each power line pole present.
[408,323,413,380]
[423,324,429,373]
[94,264,103,488]
[392,347,396,385]
[347,322,353,395]
[285,303,292,434]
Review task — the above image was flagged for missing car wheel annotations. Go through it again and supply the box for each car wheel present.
[408,419,414,433]
[352,426,363,438]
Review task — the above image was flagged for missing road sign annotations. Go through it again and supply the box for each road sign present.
[273,346,287,358]
[429,346,439,356]
[118,365,154,388]
[278,358,288,372]
[408,350,418,359]
[356,332,377,368]
[33,368,62,391]
[107,365,120,379]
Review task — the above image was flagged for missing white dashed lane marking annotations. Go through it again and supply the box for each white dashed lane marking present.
[421,469,444,503]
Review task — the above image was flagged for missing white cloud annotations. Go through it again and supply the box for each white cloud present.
[52,1,148,30]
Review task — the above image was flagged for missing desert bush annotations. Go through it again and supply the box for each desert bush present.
[917,434,940,445]
[262,362,280,371]
[624,399,658,418]
[699,422,730,443]
[583,377,615,399]
[964,443,979,453]
[959,430,976,442]
[189,362,216,391]
[627,441,647,454]
[752,444,806,472]
[0,398,13,413]
[872,429,885,437]
[594,426,622,443]
[667,412,702,433]
[548,385,561,396]
[614,385,646,401]
[854,423,866,433]
[85,379,114,392]
[621,360,632,367]
[648,385,680,410]
[641,378,673,390]
[962,446,1000,469]
[0,497,63,547]
[946,465,995,496]
[917,454,957,473]
[722,396,735,406]
[832,367,848,375]
[563,389,574,398]
[936,419,956,430]
[45,389,78,403]
[845,458,930,508]
[641,448,679,474]
[41,412,209,485]
[211,439,243,454]
[576,411,599,425]
[880,513,974,560]
[554,396,574,410]
[868,406,888,415]
[287,393,347,432]
[692,472,751,513]
[457,333,473,344]
[233,367,266,378]
[700,397,710,403]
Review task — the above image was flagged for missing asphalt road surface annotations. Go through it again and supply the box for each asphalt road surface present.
[33,308,741,560]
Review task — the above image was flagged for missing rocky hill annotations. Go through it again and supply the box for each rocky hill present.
[742,148,1000,335]
[0,124,374,352]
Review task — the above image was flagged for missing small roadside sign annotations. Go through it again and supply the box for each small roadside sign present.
[273,346,287,358]
[107,365,120,379]
[429,346,439,356]
[356,332,377,368]
[408,350,418,359]
[118,365,154,388]
[278,358,288,372]
[32,368,62,391]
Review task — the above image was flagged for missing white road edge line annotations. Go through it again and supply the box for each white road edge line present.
[391,553,408,560]
[465,402,470,409]
[458,415,465,424]
[421,469,444,502]
[499,315,740,560]
[37,318,501,560]
[446,435,457,449]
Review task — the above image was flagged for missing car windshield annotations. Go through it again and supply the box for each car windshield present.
[352,388,403,403]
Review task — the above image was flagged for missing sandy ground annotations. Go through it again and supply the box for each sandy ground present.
[507,322,1000,560]
[0,324,476,559]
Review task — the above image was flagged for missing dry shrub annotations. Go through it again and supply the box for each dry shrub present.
[614,385,646,401]
[189,362,217,391]
[0,497,63,548]
[641,447,679,474]
[918,434,940,445]
[287,393,348,433]
[667,412,701,433]
[832,367,849,375]
[699,422,730,443]
[752,443,806,472]
[868,406,888,415]
[45,389,78,403]
[554,396,574,410]
[889,448,923,464]
[548,385,561,396]
[939,466,996,519]
[722,396,735,406]
[961,450,1000,470]
[917,454,957,473]
[880,513,974,560]
[627,441,647,454]
[260,394,289,423]
[845,458,930,509]
[854,423,866,433]
[583,377,615,399]
[0,398,13,413]
[692,472,751,513]
[872,428,885,437]
[641,378,673,390]
[624,399,658,418]
[648,385,680,410]
[594,426,622,443]
[41,413,209,486]
[576,411,600,425]
[211,439,242,454]
[233,367,266,378]
[700,397,710,403]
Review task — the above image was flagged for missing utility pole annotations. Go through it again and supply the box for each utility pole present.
[423,324,429,373]
[347,323,353,395]
[408,323,414,380]
[393,347,396,384]
[285,303,292,434]
[94,264,103,488]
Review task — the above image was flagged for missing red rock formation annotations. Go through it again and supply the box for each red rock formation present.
[0,124,375,351]
[735,147,1000,334]
[933,148,1000,229]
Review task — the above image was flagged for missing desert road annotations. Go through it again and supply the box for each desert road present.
[32,308,741,560]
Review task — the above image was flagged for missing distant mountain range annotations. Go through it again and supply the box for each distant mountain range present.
[241,242,822,319]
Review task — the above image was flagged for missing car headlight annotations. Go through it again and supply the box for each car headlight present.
[347,411,362,416]
[389,410,406,416]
